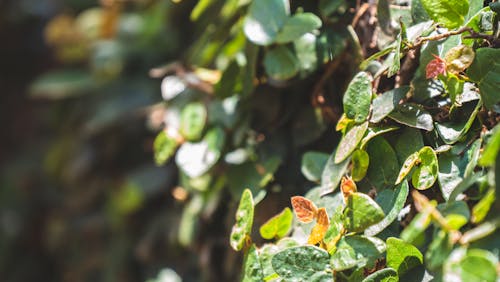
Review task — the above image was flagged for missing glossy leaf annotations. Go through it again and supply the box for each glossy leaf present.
[351,150,369,181]
[301,151,330,182]
[335,121,368,164]
[360,126,399,149]
[396,152,419,185]
[271,246,331,281]
[275,13,322,44]
[260,207,293,240]
[343,72,372,123]
[264,46,300,81]
[321,150,350,195]
[330,235,386,271]
[412,147,438,190]
[394,127,424,164]
[291,196,318,223]
[420,0,469,29]
[243,0,289,45]
[467,48,500,109]
[343,192,385,233]
[230,189,254,251]
[365,181,409,236]
[386,237,423,275]
[366,137,400,190]
[370,87,409,123]
[242,244,264,282]
[438,150,467,201]
[388,103,433,131]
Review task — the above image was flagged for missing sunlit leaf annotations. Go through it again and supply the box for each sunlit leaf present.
[343,192,385,233]
[260,207,293,240]
[243,0,289,45]
[230,189,254,251]
[420,0,469,29]
[275,13,322,44]
[412,147,438,190]
[330,235,386,271]
[343,72,373,123]
[272,246,331,281]
[386,237,423,275]
[308,207,330,245]
[335,121,368,164]
[291,196,318,223]
[351,150,369,181]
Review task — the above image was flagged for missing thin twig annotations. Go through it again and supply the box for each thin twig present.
[408,27,497,50]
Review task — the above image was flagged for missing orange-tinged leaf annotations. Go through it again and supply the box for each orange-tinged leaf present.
[341,176,357,201]
[291,196,318,223]
[308,208,330,245]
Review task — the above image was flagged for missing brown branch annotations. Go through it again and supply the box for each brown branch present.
[408,27,497,50]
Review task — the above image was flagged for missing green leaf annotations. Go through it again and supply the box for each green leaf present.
[479,124,500,167]
[370,87,409,123]
[466,48,500,109]
[271,246,332,281]
[29,69,95,99]
[259,207,293,240]
[394,127,424,164]
[335,121,368,164]
[472,188,495,223]
[343,72,373,123]
[230,189,254,251]
[275,13,322,44]
[388,103,433,131]
[242,244,264,282]
[438,150,468,201]
[386,237,423,275]
[179,195,203,246]
[362,268,399,282]
[243,0,289,45]
[215,60,241,99]
[330,235,386,271]
[400,199,435,244]
[365,181,409,236]
[444,248,499,282]
[396,152,419,185]
[366,137,400,190]
[321,150,350,195]
[302,151,330,182]
[412,147,438,190]
[420,0,468,29]
[180,102,207,141]
[425,230,453,270]
[264,46,300,81]
[153,131,178,165]
[319,0,347,17]
[175,127,225,178]
[343,192,385,233]
[351,149,370,181]
[435,101,482,145]
[360,125,399,149]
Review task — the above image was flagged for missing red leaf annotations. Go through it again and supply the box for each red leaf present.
[426,55,447,79]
